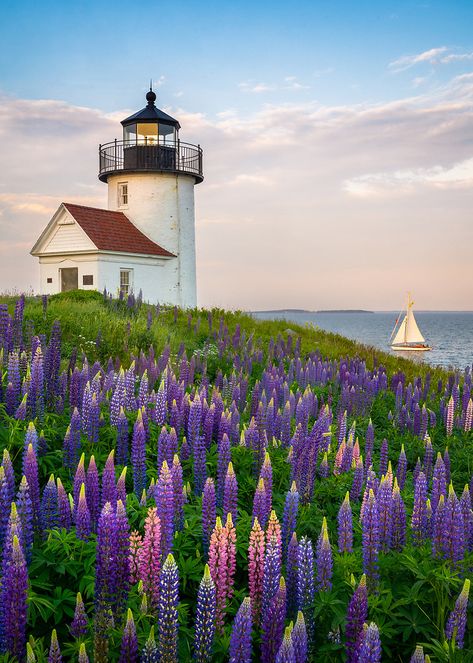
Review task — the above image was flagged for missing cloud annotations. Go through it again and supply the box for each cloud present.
[440,52,473,63]
[1,73,472,309]
[389,47,448,72]
[238,77,310,93]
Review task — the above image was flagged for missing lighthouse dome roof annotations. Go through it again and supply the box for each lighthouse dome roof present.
[121,88,181,129]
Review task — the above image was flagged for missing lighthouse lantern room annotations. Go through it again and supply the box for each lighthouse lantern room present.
[31,87,203,307]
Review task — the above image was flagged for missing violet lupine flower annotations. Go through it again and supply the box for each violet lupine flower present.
[445,578,470,649]
[358,622,381,663]
[391,479,406,551]
[194,564,216,663]
[171,455,184,530]
[229,597,252,663]
[193,434,207,497]
[0,467,11,551]
[119,609,138,663]
[318,452,329,478]
[95,502,119,616]
[396,445,407,491]
[411,472,428,545]
[252,477,268,529]
[365,419,374,468]
[41,474,58,533]
[1,534,28,661]
[16,475,34,560]
[441,484,465,567]
[223,462,238,524]
[376,476,392,552]
[286,532,299,619]
[410,645,426,662]
[156,460,174,558]
[23,443,40,530]
[209,514,237,633]
[379,439,388,477]
[261,577,287,663]
[202,478,216,556]
[338,492,353,553]
[431,453,447,513]
[2,449,15,504]
[276,624,295,663]
[282,481,299,558]
[132,411,147,497]
[346,574,368,663]
[460,485,473,551]
[47,629,62,662]
[216,433,231,507]
[361,489,379,587]
[78,643,90,663]
[138,507,161,613]
[248,517,265,624]
[142,626,159,663]
[116,500,130,614]
[292,611,308,663]
[316,517,332,590]
[157,553,180,663]
[70,591,88,638]
[350,457,364,502]
[297,536,315,646]
[260,452,273,517]
[24,421,38,453]
[116,407,129,466]
[101,449,117,509]
[73,453,87,514]
[423,436,434,484]
[87,393,100,444]
[75,484,91,541]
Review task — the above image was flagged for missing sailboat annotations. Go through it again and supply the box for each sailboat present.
[390,294,431,351]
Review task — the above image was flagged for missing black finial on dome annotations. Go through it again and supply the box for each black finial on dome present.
[146,81,156,105]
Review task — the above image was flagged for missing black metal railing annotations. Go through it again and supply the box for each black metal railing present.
[98,139,203,182]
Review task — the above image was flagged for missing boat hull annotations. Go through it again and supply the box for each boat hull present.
[391,344,431,352]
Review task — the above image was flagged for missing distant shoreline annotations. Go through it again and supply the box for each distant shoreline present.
[252,309,374,314]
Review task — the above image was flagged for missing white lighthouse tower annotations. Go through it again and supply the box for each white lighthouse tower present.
[99,87,203,307]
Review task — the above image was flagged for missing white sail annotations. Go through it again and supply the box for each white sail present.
[405,308,425,343]
[392,316,407,345]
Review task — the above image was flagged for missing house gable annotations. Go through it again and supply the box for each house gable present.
[31,204,97,256]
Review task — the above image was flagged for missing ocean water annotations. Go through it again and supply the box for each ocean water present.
[252,311,473,370]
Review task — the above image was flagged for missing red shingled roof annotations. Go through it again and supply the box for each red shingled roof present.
[62,203,175,258]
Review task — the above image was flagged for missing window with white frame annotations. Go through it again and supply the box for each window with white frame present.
[118,182,128,207]
[120,269,132,296]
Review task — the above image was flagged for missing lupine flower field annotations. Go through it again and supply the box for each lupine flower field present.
[0,290,472,662]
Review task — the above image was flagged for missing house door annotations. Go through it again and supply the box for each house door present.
[60,268,78,292]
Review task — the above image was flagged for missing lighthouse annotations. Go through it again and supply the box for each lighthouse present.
[31,88,203,306]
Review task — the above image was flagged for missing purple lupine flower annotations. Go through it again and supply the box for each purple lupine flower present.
[16,475,34,560]
[119,609,138,663]
[117,467,127,505]
[252,478,269,529]
[95,502,119,615]
[193,434,207,497]
[441,484,465,566]
[156,460,175,558]
[460,484,473,551]
[316,517,332,590]
[23,443,40,530]
[318,451,329,478]
[361,489,379,587]
[131,411,147,497]
[229,597,252,663]
[286,532,299,618]
[101,450,117,509]
[75,484,91,541]
[376,476,392,552]
[431,453,447,513]
[292,610,308,663]
[260,452,273,519]
[358,622,381,663]
[391,479,406,551]
[379,439,388,477]
[73,453,87,516]
[346,574,368,663]
[202,478,216,556]
[350,456,364,501]
[297,536,315,646]
[171,455,184,530]
[423,436,434,483]
[365,419,374,467]
[157,553,180,663]
[142,626,159,663]
[64,408,82,470]
[15,393,27,420]
[48,628,62,662]
[276,624,296,663]
[410,645,426,662]
[41,474,58,533]
[338,492,353,553]
[411,472,428,545]
[282,481,299,558]
[261,576,287,663]
[2,449,15,505]
[262,535,282,625]
[24,421,38,453]
[445,578,470,649]
[396,445,407,491]
[223,462,238,524]
[1,534,28,661]
[116,407,129,466]
[194,564,216,663]
[116,500,130,614]
[216,433,231,507]
[70,591,88,638]
[86,455,100,529]
[56,478,71,530]
[0,467,12,551]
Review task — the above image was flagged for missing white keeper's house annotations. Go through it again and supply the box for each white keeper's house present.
[31,87,203,307]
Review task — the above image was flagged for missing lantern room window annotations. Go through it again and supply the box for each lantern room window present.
[123,122,176,145]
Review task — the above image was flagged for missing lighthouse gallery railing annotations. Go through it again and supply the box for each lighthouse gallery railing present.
[98,139,203,182]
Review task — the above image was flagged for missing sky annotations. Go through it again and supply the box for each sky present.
[0,0,472,310]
